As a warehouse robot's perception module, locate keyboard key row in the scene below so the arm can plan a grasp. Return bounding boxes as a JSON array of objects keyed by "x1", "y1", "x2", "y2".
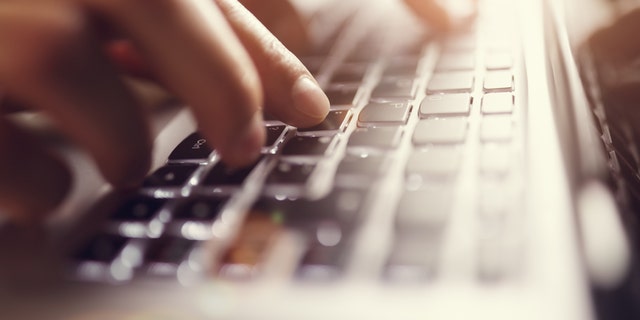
[
  {"x1": 74, "y1": 234, "x2": 202, "y2": 281},
  {"x1": 109, "y1": 195, "x2": 227, "y2": 225}
]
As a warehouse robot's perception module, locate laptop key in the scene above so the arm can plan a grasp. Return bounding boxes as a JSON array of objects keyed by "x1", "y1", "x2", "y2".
[
  {"x1": 267, "y1": 161, "x2": 316, "y2": 184},
  {"x1": 337, "y1": 154, "x2": 386, "y2": 177},
  {"x1": 385, "y1": 239, "x2": 439, "y2": 282},
  {"x1": 419, "y1": 93, "x2": 471, "y2": 117},
  {"x1": 358, "y1": 101, "x2": 411, "y2": 127},
  {"x1": 298, "y1": 240, "x2": 346, "y2": 281},
  {"x1": 172, "y1": 197, "x2": 227, "y2": 221},
  {"x1": 298, "y1": 110, "x2": 350, "y2": 133},
  {"x1": 484, "y1": 71, "x2": 514, "y2": 92},
  {"x1": 330, "y1": 63, "x2": 368, "y2": 83},
  {"x1": 480, "y1": 115, "x2": 513, "y2": 142},
  {"x1": 348, "y1": 127, "x2": 403, "y2": 149},
  {"x1": 480, "y1": 144, "x2": 512, "y2": 175},
  {"x1": 75, "y1": 234, "x2": 128, "y2": 262},
  {"x1": 143, "y1": 164, "x2": 199, "y2": 188},
  {"x1": 413, "y1": 118, "x2": 468, "y2": 145},
  {"x1": 406, "y1": 147, "x2": 461, "y2": 176},
  {"x1": 382, "y1": 59, "x2": 420, "y2": 77},
  {"x1": 168, "y1": 133, "x2": 212, "y2": 161},
  {"x1": 144, "y1": 237, "x2": 197, "y2": 264},
  {"x1": 202, "y1": 158, "x2": 262, "y2": 186},
  {"x1": 265, "y1": 125, "x2": 287, "y2": 148},
  {"x1": 485, "y1": 52, "x2": 513, "y2": 70},
  {"x1": 371, "y1": 77, "x2": 416, "y2": 99},
  {"x1": 426, "y1": 71, "x2": 475, "y2": 94},
  {"x1": 111, "y1": 197, "x2": 167, "y2": 222},
  {"x1": 435, "y1": 52, "x2": 475, "y2": 71},
  {"x1": 395, "y1": 187, "x2": 453, "y2": 232},
  {"x1": 281, "y1": 136, "x2": 335, "y2": 156},
  {"x1": 258, "y1": 189, "x2": 365, "y2": 230},
  {"x1": 325, "y1": 85, "x2": 359, "y2": 106},
  {"x1": 482, "y1": 93, "x2": 514, "y2": 114}
]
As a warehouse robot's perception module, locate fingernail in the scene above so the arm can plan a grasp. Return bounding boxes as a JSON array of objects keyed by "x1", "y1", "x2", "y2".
[
  {"x1": 230, "y1": 111, "x2": 264, "y2": 165},
  {"x1": 291, "y1": 76, "x2": 330, "y2": 120}
]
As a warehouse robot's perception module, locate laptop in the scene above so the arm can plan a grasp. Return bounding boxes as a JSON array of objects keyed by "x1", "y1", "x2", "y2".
[{"x1": 0, "y1": 0, "x2": 636, "y2": 318}]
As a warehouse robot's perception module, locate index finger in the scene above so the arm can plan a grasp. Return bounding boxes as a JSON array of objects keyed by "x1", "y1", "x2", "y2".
[{"x1": 84, "y1": 0, "x2": 266, "y2": 166}]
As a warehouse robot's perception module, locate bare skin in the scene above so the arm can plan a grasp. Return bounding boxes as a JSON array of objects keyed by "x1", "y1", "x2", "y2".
[{"x1": 0, "y1": 0, "x2": 453, "y2": 222}]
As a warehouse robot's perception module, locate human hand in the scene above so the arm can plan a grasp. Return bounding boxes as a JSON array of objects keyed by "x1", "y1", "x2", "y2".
[
  {"x1": 0, "y1": 0, "x2": 329, "y2": 223},
  {"x1": 585, "y1": 8, "x2": 640, "y2": 146},
  {"x1": 404, "y1": 0, "x2": 477, "y2": 33}
]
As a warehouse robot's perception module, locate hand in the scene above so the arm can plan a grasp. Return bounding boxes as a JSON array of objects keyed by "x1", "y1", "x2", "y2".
[
  {"x1": 404, "y1": 0, "x2": 477, "y2": 33},
  {"x1": 404, "y1": 0, "x2": 453, "y2": 32},
  {"x1": 586, "y1": 8, "x2": 640, "y2": 144},
  {"x1": 0, "y1": 0, "x2": 329, "y2": 223}
]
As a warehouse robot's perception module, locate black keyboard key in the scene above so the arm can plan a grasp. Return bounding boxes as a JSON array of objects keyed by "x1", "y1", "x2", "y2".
[
  {"x1": 281, "y1": 136, "x2": 335, "y2": 157},
  {"x1": 371, "y1": 77, "x2": 416, "y2": 99},
  {"x1": 144, "y1": 237, "x2": 197, "y2": 264},
  {"x1": 202, "y1": 158, "x2": 261, "y2": 186},
  {"x1": 335, "y1": 155, "x2": 387, "y2": 187},
  {"x1": 143, "y1": 164, "x2": 199, "y2": 188},
  {"x1": 75, "y1": 234, "x2": 128, "y2": 262},
  {"x1": 168, "y1": 133, "x2": 213, "y2": 161},
  {"x1": 337, "y1": 154, "x2": 386, "y2": 176},
  {"x1": 267, "y1": 161, "x2": 316, "y2": 184},
  {"x1": 263, "y1": 112, "x2": 278, "y2": 121},
  {"x1": 358, "y1": 102, "x2": 411, "y2": 127},
  {"x1": 173, "y1": 197, "x2": 227, "y2": 221},
  {"x1": 325, "y1": 85, "x2": 359, "y2": 106},
  {"x1": 298, "y1": 110, "x2": 350, "y2": 133},
  {"x1": 111, "y1": 197, "x2": 167, "y2": 222},
  {"x1": 258, "y1": 189, "x2": 365, "y2": 229},
  {"x1": 265, "y1": 125, "x2": 286, "y2": 148}
]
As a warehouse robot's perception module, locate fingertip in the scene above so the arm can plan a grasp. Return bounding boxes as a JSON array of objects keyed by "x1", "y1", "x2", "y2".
[
  {"x1": 220, "y1": 110, "x2": 265, "y2": 167},
  {"x1": 291, "y1": 76, "x2": 330, "y2": 126}
]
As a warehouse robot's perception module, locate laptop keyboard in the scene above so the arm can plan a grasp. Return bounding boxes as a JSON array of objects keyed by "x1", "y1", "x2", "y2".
[{"x1": 71, "y1": 0, "x2": 526, "y2": 286}]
